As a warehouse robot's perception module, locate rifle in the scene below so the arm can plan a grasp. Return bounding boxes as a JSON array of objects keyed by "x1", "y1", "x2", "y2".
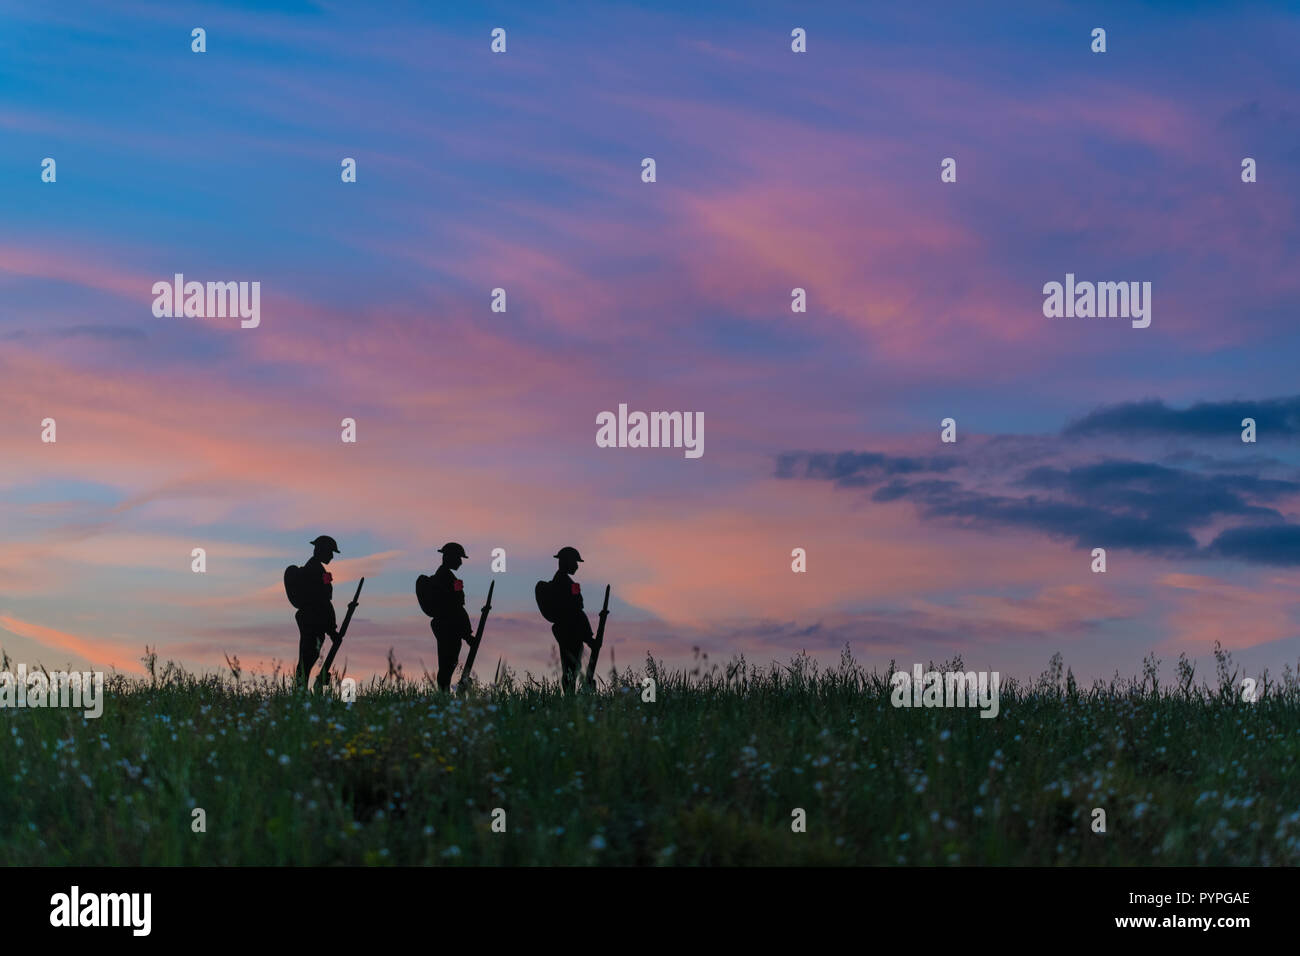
[
  {"x1": 458, "y1": 579, "x2": 494, "y2": 692},
  {"x1": 584, "y1": 584, "x2": 610, "y2": 690},
  {"x1": 314, "y1": 576, "x2": 364, "y2": 691}
]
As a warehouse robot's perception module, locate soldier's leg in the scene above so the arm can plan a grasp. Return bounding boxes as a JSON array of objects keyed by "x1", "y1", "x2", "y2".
[
  {"x1": 558, "y1": 637, "x2": 581, "y2": 695},
  {"x1": 551, "y1": 626, "x2": 567, "y2": 694},
  {"x1": 435, "y1": 630, "x2": 460, "y2": 692},
  {"x1": 296, "y1": 628, "x2": 319, "y2": 687},
  {"x1": 428, "y1": 621, "x2": 443, "y2": 690}
]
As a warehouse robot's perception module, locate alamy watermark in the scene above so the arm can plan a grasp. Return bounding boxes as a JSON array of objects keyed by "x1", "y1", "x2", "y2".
[
  {"x1": 890, "y1": 663, "x2": 1000, "y2": 718},
  {"x1": 49, "y1": 886, "x2": 151, "y2": 936},
  {"x1": 1042, "y1": 273, "x2": 1151, "y2": 328},
  {"x1": 0, "y1": 665, "x2": 103, "y2": 719},
  {"x1": 151, "y1": 274, "x2": 260, "y2": 328},
  {"x1": 596, "y1": 403, "x2": 704, "y2": 459}
]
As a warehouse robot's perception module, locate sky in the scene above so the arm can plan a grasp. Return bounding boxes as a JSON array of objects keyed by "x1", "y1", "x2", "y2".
[{"x1": 2, "y1": 0, "x2": 1299, "y2": 686}]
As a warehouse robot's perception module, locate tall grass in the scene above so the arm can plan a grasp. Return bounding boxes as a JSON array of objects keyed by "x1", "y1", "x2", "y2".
[{"x1": 1, "y1": 643, "x2": 1297, "y2": 865}]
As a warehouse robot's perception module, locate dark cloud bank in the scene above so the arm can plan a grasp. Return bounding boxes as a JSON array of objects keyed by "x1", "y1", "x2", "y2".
[{"x1": 777, "y1": 396, "x2": 1300, "y2": 566}]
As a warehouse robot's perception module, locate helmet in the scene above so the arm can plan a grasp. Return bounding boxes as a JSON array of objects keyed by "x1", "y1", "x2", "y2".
[
  {"x1": 438, "y1": 542, "x2": 468, "y2": 559},
  {"x1": 553, "y1": 546, "x2": 583, "y2": 563},
  {"x1": 310, "y1": 535, "x2": 341, "y2": 554}
]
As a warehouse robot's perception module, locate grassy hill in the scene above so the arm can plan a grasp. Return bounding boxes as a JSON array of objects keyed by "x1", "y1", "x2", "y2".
[{"x1": 2, "y1": 645, "x2": 1297, "y2": 865}]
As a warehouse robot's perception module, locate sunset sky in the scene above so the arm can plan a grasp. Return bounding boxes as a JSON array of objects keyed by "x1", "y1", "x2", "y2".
[{"x1": 2, "y1": 1, "x2": 1299, "y2": 685}]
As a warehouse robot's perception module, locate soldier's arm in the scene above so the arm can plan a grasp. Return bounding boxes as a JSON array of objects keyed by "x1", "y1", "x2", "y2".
[{"x1": 455, "y1": 582, "x2": 472, "y2": 639}]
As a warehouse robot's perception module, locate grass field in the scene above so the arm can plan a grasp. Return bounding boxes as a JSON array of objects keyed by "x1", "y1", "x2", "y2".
[{"x1": 2, "y1": 644, "x2": 1297, "y2": 865}]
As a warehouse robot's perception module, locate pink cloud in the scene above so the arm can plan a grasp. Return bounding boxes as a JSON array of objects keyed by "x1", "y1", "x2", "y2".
[
  {"x1": 1157, "y1": 573, "x2": 1300, "y2": 653},
  {"x1": 0, "y1": 614, "x2": 146, "y2": 674}
]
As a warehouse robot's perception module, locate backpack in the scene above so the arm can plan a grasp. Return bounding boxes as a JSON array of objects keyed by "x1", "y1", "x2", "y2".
[
  {"x1": 416, "y1": 574, "x2": 439, "y2": 618},
  {"x1": 284, "y1": 565, "x2": 307, "y2": 610},
  {"x1": 535, "y1": 580, "x2": 559, "y2": 623}
]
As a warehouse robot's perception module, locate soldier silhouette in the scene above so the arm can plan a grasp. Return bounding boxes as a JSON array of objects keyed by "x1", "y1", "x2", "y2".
[
  {"x1": 544, "y1": 547, "x2": 595, "y2": 695},
  {"x1": 285, "y1": 535, "x2": 340, "y2": 687},
  {"x1": 417, "y1": 543, "x2": 474, "y2": 691}
]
